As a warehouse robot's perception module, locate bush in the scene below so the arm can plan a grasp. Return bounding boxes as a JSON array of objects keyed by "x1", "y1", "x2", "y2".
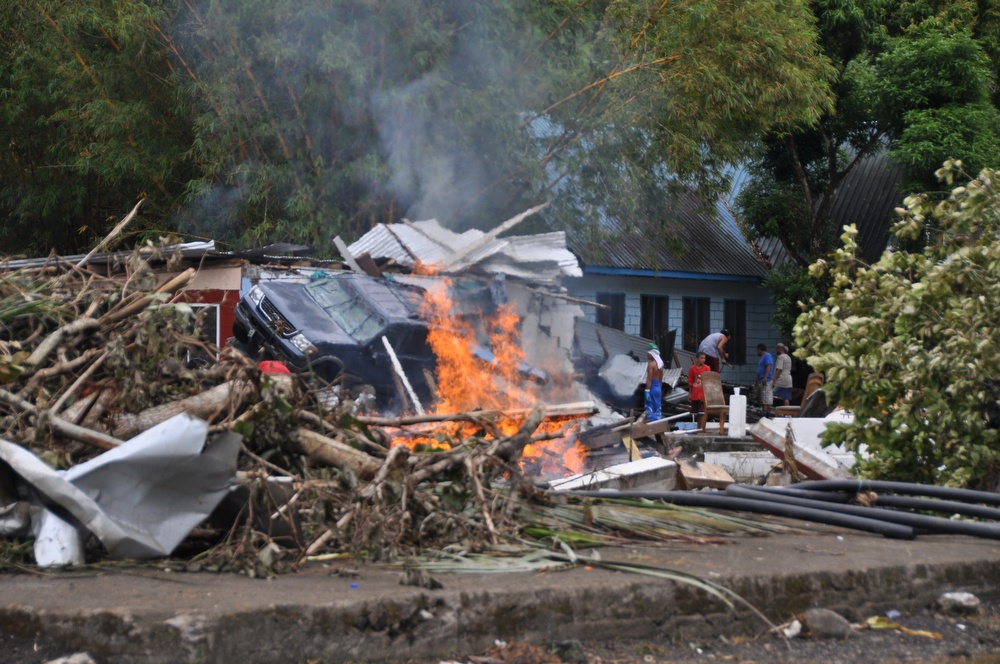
[{"x1": 795, "y1": 160, "x2": 1000, "y2": 489}]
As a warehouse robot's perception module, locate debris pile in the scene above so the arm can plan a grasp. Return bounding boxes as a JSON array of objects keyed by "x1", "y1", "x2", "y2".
[{"x1": 0, "y1": 246, "x2": 791, "y2": 574}]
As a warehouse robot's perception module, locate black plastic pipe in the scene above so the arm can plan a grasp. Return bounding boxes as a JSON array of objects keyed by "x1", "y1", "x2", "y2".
[
  {"x1": 556, "y1": 490, "x2": 914, "y2": 539},
  {"x1": 726, "y1": 484, "x2": 1000, "y2": 539},
  {"x1": 755, "y1": 486, "x2": 1000, "y2": 521},
  {"x1": 795, "y1": 480, "x2": 1000, "y2": 506}
]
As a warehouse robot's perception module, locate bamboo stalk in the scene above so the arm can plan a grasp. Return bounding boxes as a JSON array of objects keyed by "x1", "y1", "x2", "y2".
[
  {"x1": 0, "y1": 387, "x2": 124, "y2": 450},
  {"x1": 99, "y1": 267, "x2": 195, "y2": 324}
]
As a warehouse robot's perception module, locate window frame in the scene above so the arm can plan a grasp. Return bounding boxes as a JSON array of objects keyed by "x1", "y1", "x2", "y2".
[
  {"x1": 682, "y1": 297, "x2": 710, "y2": 352},
  {"x1": 596, "y1": 292, "x2": 626, "y2": 330},
  {"x1": 723, "y1": 299, "x2": 747, "y2": 365}
]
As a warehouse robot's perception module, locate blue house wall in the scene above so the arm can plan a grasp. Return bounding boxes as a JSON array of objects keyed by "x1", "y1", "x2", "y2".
[{"x1": 565, "y1": 272, "x2": 784, "y2": 386}]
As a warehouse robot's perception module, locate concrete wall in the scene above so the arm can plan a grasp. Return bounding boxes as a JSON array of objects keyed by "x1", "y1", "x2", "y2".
[{"x1": 565, "y1": 273, "x2": 783, "y2": 385}]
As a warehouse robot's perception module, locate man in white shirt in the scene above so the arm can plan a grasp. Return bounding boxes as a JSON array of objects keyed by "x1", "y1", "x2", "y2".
[{"x1": 773, "y1": 343, "x2": 794, "y2": 406}]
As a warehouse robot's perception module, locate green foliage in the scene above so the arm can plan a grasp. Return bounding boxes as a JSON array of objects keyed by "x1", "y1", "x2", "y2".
[
  {"x1": 737, "y1": 1, "x2": 1000, "y2": 268},
  {"x1": 763, "y1": 264, "x2": 820, "y2": 342},
  {"x1": 794, "y1": 160, "x2": 1000, "y2": 488},
  {"x1": 0, "y1": 0, "x2": 194, "y2": 254},
  {"x1": 2, "y1": 0, "x2": 836, "y2": 256}
]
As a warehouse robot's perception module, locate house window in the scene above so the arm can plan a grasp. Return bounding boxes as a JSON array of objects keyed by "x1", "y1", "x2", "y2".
[
  {"x1": 640, "y1": 295, "x2": 669, "y2": 348},
  {"x1": 724, "y1": 299, "x2": 746, "y2": 364},
  {"x1": 596, "y1": 292, "x2": 625, "y2": 330},
  {"x1": 682, "y1": 297, "x2": 710, "y2": 351}
]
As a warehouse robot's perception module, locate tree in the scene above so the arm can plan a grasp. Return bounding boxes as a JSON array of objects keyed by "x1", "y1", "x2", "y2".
[
  {"x1": 735, "y1": 1, "x2": 1000, "y2": 342},
  {"x1": 2, "y1": 0, "x2": 836, "y2": 255},
  {"x1": 0, "y1": 0, "x2": 194, "y2": 254},
  {"x1": 739, "y1": 2, "x2": 1000, "y2": 268},
  {"x1": 794, "y1": 160, "x2": 1000, "y2": 489}
]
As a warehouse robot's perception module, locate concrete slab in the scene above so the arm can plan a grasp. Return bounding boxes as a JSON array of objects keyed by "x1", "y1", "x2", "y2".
[
  {"x1": 2, "y1": 531, "x2": 999, "y2": 663},
  {"x1": 704, "y1": 450, "x2": 778, "y2": 483},
  {"x1": 751, "y1": 416, "x2": 857, "y2": 480},
  {"x1": 548, "y1": 456, "x2": 679, "y2": 492}
]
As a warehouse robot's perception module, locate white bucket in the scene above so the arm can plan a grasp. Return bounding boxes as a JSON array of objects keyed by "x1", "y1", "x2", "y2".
[{"x1": 729, "y1": 387, "x2": 747, "y2": 437}]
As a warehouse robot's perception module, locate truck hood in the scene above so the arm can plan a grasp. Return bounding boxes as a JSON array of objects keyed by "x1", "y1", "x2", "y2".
[{"x1": 256, "y1": 281, "x2": 355, "y2": 344}]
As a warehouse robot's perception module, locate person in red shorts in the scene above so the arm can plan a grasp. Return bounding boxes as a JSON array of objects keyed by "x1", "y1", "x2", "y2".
[{"x1": 688, "y1": 352, "x2": 711, "y2": 417}]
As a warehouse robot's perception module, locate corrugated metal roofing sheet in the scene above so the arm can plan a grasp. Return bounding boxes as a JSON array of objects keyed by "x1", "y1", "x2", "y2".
[
  {"x1": 574, "y1": 317, "x2": 651, "y2": 364},
  {"x1": 828, "y1": 152, "x2": 904, "y2": 264},
  {"x1": 577, "y1": 192, "x2": 768, "y2": 278},
  {"x1": 347, "y1": 220, "x2": 581, "y2": 282}
]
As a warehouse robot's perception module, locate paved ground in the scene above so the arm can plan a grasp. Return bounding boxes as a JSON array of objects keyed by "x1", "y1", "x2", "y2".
[{"x1": 2, "y1": 523, "x2": 1000, "y2": 663}]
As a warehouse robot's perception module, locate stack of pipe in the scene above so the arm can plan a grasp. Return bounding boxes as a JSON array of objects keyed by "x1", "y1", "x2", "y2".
[{"x1": 561, "y1": 480, "x2": 1000, "y2": 540}]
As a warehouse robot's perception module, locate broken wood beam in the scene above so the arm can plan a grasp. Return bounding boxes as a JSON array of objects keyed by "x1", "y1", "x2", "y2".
[
  {"x1": 354, "y1": 401, "x2": 596, "y2": 428},
  {"x1": 287, "y1": 428, "x2": 380, "y2": 480},
  {"x1": 110, "y1": 379, "x2": 252, "y2": 440}
]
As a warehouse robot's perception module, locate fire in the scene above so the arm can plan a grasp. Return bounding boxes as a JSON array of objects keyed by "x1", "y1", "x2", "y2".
[{"x1": 391, "y1": 268, "x2": 587, "y2": 477}]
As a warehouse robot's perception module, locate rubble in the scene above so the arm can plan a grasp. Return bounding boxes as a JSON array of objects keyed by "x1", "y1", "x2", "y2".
[{"x1": 0, "y1": 234, "x2": 797, "y2": 573}]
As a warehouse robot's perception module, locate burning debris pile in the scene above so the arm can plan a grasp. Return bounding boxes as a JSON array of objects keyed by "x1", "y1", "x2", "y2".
[{"x1": 0, "y1": 242, "x2": 783, "y2": 575}]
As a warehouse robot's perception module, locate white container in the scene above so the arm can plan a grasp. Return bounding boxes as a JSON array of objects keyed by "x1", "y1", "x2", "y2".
[{"x1": 729, "y1": 387, "x2": 747, "y2": 437}]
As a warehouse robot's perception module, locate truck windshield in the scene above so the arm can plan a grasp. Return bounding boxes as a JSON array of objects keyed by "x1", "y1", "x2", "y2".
[{"x1": 306, "y1": 278, "x2": 386, "y2": 343}]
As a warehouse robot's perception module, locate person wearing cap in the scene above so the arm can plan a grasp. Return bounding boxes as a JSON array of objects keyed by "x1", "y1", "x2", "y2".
[
  {"x1": 697, "y1": 329, "x2": 731, "y2": 374},
  {"x1": 773, "y1": 343, "x2": 793, "y2": 406},
  {"x1": 644, "y1": 343, "x2": 664, "y2": 421}
]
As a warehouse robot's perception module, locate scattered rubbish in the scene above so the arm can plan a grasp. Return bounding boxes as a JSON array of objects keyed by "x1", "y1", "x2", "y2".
[
  {"x1": 938, "y1": 591, "x2": 982, "y2": 614},
  {"x1": 800, "y1": 608, "x2": 853, "y2": 639},
  {"x1": 0, "y1": 414, "x2": 239, "y2": 566},
  {"x1": 886, "y1": 609, "x2": 902, "y2": 620},
  {"x1": 782, "y1": 619, "x2": 802, "y2": 638},
  {"x1": 865, "y1": 616, "x2": 943, "y2": 639}
]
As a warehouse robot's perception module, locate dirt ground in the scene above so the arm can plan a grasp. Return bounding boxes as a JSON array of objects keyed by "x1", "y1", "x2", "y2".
[
  {"x1": 2, "y1": 601, "x2": 999, "y2": 664},
  {"x1": 451, "y1": 599, "x2": 1000, "y2": 664},
  {"x1": 13, "y1": 605, "x2": 985, "y2": 663}
]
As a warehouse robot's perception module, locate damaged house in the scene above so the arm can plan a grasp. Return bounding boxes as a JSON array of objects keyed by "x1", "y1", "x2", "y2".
[
  {"x1": 564, "y1": 152, "x2": 906, "y2": 388},
  {"x1": 563, "y1": 192, "x2": 778, "y2": 386}
]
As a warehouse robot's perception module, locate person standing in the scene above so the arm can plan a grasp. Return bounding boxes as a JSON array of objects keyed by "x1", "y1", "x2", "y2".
[
  {"x1": 755, "y1": 343, "x2": 774, "y2": 415},
  {"x1": 644, "y1": 343, "x2": 664, "y2": 421},
  {"x1": 688, "y1": 352, "x2": 711, "y2": 417},
  {"x1": 697, "y1": 329, "x2": 730, "y2": 373},
  {"x1": 773, "y1": 343, "x2": 793, "y2": 407}
]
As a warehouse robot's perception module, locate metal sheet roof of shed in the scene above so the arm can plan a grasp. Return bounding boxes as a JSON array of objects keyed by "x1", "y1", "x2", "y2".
[{"x1": 347, "y1": 220, "x2": 581, "y2": 282}]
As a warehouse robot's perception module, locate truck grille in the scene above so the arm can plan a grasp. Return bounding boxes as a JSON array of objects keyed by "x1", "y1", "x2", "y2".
[{"x1": 259, "y1": 298, "x2": 294, "y2": 335}]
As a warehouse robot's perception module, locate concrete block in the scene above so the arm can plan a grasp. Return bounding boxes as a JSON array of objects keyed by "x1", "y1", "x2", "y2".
[{"x1": 549, "y1": 456, "x2": 678, "y2": 492}]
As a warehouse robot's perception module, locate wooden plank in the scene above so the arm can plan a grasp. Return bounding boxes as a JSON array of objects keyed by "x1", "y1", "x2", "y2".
[
  {"x1": 622, "y1": 435, "x2": 642, "y2": 462},
  {"x1": 676, "y1": 460, "x2": 735, "y2": 490},
  {"x1": 611, "y1": 417, "x2": 676, "y2": 437}
]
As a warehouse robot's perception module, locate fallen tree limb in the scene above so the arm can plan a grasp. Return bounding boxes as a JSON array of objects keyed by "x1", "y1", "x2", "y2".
[
  {"x1": 285, "y1": 428, "x2": 380, "y2": 480},
  {"x1": 100, "y1": 267, "x2": 195, "y2": 325},
  {"x1": 294, "y1": 408, "x2": 388, "y2": 456},
  {"x1": 24, "y1": 317, "x2": 101, "y2": 368},
  {"x1": 50, "y1": 350, "x2": 108, "y2": 415},
  {"x1": 110, "y1": 379, "x2": 250, "y2": 439},
  {"x1": 490, "y1": 404, "x2": 546, "y2": 463},
  {"x1": 354, "y1": 401, "x2": 597, "y2": 428}
]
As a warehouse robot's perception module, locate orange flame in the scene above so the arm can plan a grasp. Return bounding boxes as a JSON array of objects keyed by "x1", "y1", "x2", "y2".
[{"x1": 390, "y1": 267, "x2": 587, "y2": 477}]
